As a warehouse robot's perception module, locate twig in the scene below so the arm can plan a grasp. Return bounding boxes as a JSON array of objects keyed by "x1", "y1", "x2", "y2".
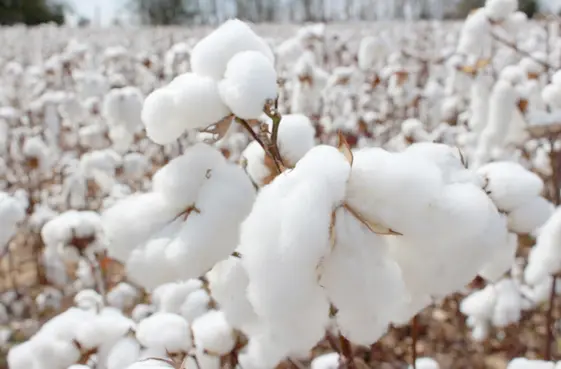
[
  {"x1": 339, "y1": 334, "x2": 356, "y2": 369},
  {"x1": 411, "y1": 315, "x2": 419, "y2": 369},
  {"x1": 491, "y1": 32, "x2": 553, "y2": 70},
  {"x1": 545, "y1": 276, "x2": 557, "y2": 360}
]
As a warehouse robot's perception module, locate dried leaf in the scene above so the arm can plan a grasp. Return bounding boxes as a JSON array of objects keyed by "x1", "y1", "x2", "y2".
[
  {"x1": 396, "y1": 70, "x2": 409, "y2": 85},
  {"x1": 337, "y1": 131, "x2": 354, "y2": 166},
  {"x1": 459, "y1": 65, "x2": 476, "y2": 75},
  {"x1": 199, "y1": 115, "x2": 234, "y2": 144},
  {"x1": 343, "y1": 203, "x2": 402, "y2": 236},
  {"x1": 475, "y1": 58, "x2": 491, "y2": 69},
  {"x1": 517, "y1": 98, "x2": 529, "y2": 113},
  {"x1": 528, "y1": 72, "x2": 540, "y2": 80}
]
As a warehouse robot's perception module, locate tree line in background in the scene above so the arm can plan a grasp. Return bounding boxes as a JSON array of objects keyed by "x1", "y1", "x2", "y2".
[
  {"x1": 0, "y1": 0, "x2": 541, "y2": 27},
  {"x1": 0, "y1": 0, "x2": 65, "y2": 25},
  {"x1": 128, "y1": 0, "x2": 540, "y2": 26}
]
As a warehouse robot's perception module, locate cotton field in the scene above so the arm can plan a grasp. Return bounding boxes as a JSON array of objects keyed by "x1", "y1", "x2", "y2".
[{"x1": 2, "y1": 1, "x2": 561, "y2": 369}]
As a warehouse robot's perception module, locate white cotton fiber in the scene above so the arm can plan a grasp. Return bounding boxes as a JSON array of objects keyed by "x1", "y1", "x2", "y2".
[
  {"x1": 190, "y1": 19, "x2": 274, "y2": 80},
  {"x1": 136, "y1": 312, "x2": 191, "y2": 353},
  {"x1": 191, "y1": 310, "x2": 236, "y2": 356},
  {"x1": 219, "y1": 51, "x2": 278, "y2": 119},
  {"x1": 478, "y1": 162, "x2": 544, "y2": 212}
]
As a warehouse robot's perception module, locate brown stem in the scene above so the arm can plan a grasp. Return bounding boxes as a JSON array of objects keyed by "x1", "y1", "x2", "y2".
[
  {"x1": 235, "y1": 117, "x2": 283, "y2": 174},
  {"x1": 339, "y1": 334, "x2": 356, "y2": 369},
  {"x1": 411, "y1": 315, "x2": 418, "y2": 369},
  {"x1": 545, "y1": 276, "x2": 557, "y2": 360}
]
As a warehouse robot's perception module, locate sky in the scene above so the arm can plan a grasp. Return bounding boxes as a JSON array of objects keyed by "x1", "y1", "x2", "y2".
[
  {"x1": 65, "y1": 0, "x2": 126, "y2": 26},
  {"x1": 65, "y1": 0, "x2": 561, "y2": 26}
]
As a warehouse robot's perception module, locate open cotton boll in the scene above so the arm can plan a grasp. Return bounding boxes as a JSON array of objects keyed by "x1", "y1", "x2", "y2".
[
  {"x1": 8, "y1": 342, "x2": 35, "y2": 369},
  {"x1": 125, "y1": 359, "x2": 175, "y2": 369},
  {"x1": 525, "y1": 208, "x2": 561, "y2": 285},
  {"x1": 163, "y1": 152, "x2": 256, "y2": 280},
  {"x1": 151, "y1": 142, "x2": 225, "y2": 212},
  {"x1": 461, "y1": 284, "x2": 497, "y2": 322},
  {"x1": 478, "y1": 162, "x2": 544, "y2": 212},
  {"x1": 136, "y1": 312, "x2": 191, "y2": 353},
  {"x1": 107, "y1": 336, "x2": 141, "y2": 369},
  {"x1": 101, "y1": 192, "x2": 178, "y2": 263},
  {"x1": 319, "y1": 207, "x2": 407, "y2": 346},
  {"x1": 32, "y1": 337, "x2": 81, "y2": 369},
  {"x1": 207, "y1": 256, "x2": 258, "y2": 332},
  {"x1": 263, "y1": 114, "x2": 315, "y2": 167},
  {"x1": 153, "y1": 279, "x2": 203, "y2": 313},
  {"x1": 132, "y1": 304, "x2": 155, "y2": 322},
  {"x1": 345, "y1": 148, "x2": 444, "y2": 236},
  {"x1": 507, "y1": 196, "x2": 553, "y2": 234},
  {"x1": 190, "y1": 19, "x2": 274, "y2": 80},
  {"x1": 168, "y1": 73, "x2": 231, "y2": 128},
  {"x1": 409, "y1": 358, "x2": 440, "y2": 369},
  {"x1": 180, "y1": 289, "x2": 211, "y2": 321},
  {"x1": 492, "y1": 278, "x2": 522, "y2": 327},
  {"x1": 0, "y1": 192, "x2": 26, "y2": 253},
  {"x1": 141, "y1": 88, "x2": 186, "y2": 145},
  {"x1": 311, "y1": 352, "x2": 340, "y2": 369},
  {"x1": 107, "y1": 282, "x2": 140, "y2": 310},
  {"x1": 485, "y1": 0, "x2": 518, "y2": 21},
  {"x1": 542, "y1": 84, "x2": 561, "y2": 110},
  {"x1": 507, "y1": 358, "x2": 555, "y2": 369},
  {"x1": 191, "y1": 310, "x2": 236, "y2": 356},
  {"x1": 479, "y1": 231, "x2": 516, "y2": 282},
  {"x1": 75, "y1": 311, "x2": 134, "y2": 350},
  {"x1": 241, "y1": 146, "x2": 351, "y2": 355},
  {"x1": 240, "y1": 141, "x2": 272, "y2": 186},
  {"x1": 219, "y1": 51, "x2": 277, "y2": 120}
]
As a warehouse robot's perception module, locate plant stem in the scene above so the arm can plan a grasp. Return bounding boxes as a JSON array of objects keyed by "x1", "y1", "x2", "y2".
[
  {"x1": 339, "y1": 334, "x2": 356, "y2": 369},
  {"x1": 412, "y1": 315, "x2": 418, "y2": 369}
]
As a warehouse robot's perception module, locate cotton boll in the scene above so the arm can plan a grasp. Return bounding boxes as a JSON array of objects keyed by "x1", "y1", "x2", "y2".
[
  {"x1": 168, "y1": 73, "x2": 231, "y2": 129},
  {"x1": 345, "y1": 148, "x2": 444, "y2": 235},
  {"x1": 7, "y1": 342, "x2": 34, "y2": 369},
  {"x1": 136, "y1": 312, "x2": 191, "y2": 353},
  {"x1": 107, "y1": 336, "x2": 141, "y2": 369},
  {"x1": 75, "y1": 311, "x2": 134, "y2": 350},
  {"x1": 151, "y1": 143, "x2": 224, "y2": 211},
  {"x1": 485, "y1": 0, "x2": 517, "y2": 21},
  {"x1": 132, "y1": 304, "x2": 155, "y2": 322},
  {"x1": 32, "y1": 337, "x2": 81, "y2": 369},
  {"x1": 180, "y1": 289, "x2": 211, "y2": 321},
  {"x1": 241, "y1": 146, "x2": 351, "y2": 355},
  {"x1": 262, "y1": 113, "x2": 316, "y2": 167},
  {"x1": 219, "y1": 51, "x2": 278, "y2": 119},
  {"x1": 154, "y1": 279, "x2": 203, "y2": 313},
  {"x1": 525, "y1": 208, "x2": 561, "y2": 285},
  {"x1": 491, "y1": 278, "x2": 522, "y2": 328},
  {"x1": 542, "y1": 84, "x2": 561, "y2": 110},
  {"x1": 207, "y1": 257, "x2": 258, "y2": 332},
  {"x1": 164, "y1": 155, "x2": 256, "y2": 280},
  {"x1": 125, "y1": 358, "x2": 175, "y2": 369},
  {"x1": 107, "y1": 282, "x2": 140, "y2": 310},
  {"x1": 141, "y1": 88, "x2": 186, "y2": 145},
  {"x1": 478, "y1": 162, "x2": 544, "y2": 212},
  {"x1": 479, "y1": 231, "x2": 517, "y2": 282},
  {"x1": 101, "y1": 192, "x2": 178, "y2": 262},
  {"x1": 319, "y1": 207, "x2": 407, "y2": 346},
  {"x1": 190, "y1": 19, "x2": 274, "y2": 80},
  {"x1": 191, "y1": 310, "x2": 236, "y2": 356},
  {"x1": 460, "y1": 285, "x2": 497, "y2": 321},
  {"x1": 507, "y1": 358, "x2": 555, "y2": 369},
  {"x1": 240, "y1": 141, "x2": 272, "y2": 186},
  {"x1": 508, "y1": 197, "x2": 553, "y2": 234},
  {"x1": 410, "y1": 358, "x2": 440, "y2": 369},
  {"x1": 311, "y1": 352, "x2": 340, "y2": 369}
]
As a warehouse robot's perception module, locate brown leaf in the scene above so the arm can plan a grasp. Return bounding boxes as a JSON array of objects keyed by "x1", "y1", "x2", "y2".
[
  {"x1": 337, "y1": 131, "x2": 354, "y2": 166},
  {"x1": 396, "y1": 70, "x2": 409, "y2": 85},
  {"x1": 475, "y1": 58, "x2": 491, "y2": 69},
  {"x1": 517, "y1": 98, "x2": 529, "y2": 114},
  {"x1": 459, "y1": 65, "x2": 477, "y2": 76},
  {"x1": 199, "y1": 115, "x2": 234, "y2": 144},
  {"x1": 528, "y1": 72, "x2": 540, "y2": 80}
]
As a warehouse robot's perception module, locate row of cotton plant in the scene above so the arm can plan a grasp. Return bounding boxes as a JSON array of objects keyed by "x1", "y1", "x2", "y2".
[{"x1": 3, "y1": 0, "x2": 561, "y2": 367}]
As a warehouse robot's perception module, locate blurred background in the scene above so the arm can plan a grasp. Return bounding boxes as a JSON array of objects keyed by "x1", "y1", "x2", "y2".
[{"x1": 1, "y1": 0, "x2": 560, "y2": 28}]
